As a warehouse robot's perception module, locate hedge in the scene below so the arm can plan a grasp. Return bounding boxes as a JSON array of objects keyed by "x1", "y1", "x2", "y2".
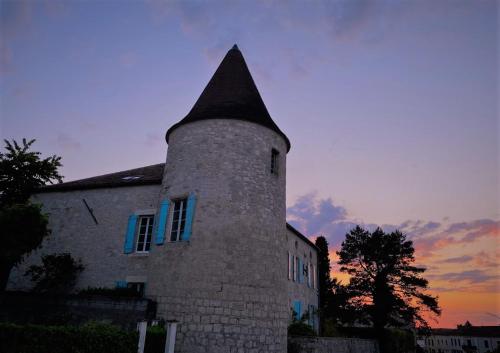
[{"x1": 0, "y1": 322, "x2": 138, "y2": 353}]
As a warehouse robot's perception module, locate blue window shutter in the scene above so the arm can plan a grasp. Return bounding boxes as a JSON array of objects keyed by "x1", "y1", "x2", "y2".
[
  {"x1": 293, "y1": 300, "x2": 302, "y2": 320},
  {"x1": 182, "y1": 193, "x2": 196, "y2": 241},
  {"x1": 124, "y1": 214, "x2": 138, "y2": 254},
  {"x1": 155, "y1": 200, "x2": 170, "y2": 245},
  {"x1": 116, "y1": 280, "x2": 127, "y2": 288}
]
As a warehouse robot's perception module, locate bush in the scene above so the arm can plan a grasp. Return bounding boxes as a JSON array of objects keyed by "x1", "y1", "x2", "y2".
[
  {"x1": 288, "y1": 321, "x2": 317, "y2": 337},
  {"x1": 24, "y1": 253, "x2": 84, "y2": 294},
  {"x1": 145, "y1": 325, "x2": 166, "y2": 353},
  {"x1": 77, "y1": 286, "x2": 142, "y2": 298},
  {"x1": 0, "y1": 322, "x2": 137, "y2": 353}
]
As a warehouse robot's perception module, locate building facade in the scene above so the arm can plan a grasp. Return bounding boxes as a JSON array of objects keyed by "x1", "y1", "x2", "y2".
[
  {"x1": 420, "y1": 326, "x2": 500, "y2": 353},
  {"x1": 7, "y1": 45, "x2": 319, "y2": 353}
]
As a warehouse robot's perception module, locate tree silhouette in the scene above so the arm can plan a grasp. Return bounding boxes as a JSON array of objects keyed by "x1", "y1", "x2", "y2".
[
  {"x1": 337, "y1": 226, "x2": 440, "y2": 350},
  {"x1": 0, "y1": 139, "x2": 63, "y2": 291}
]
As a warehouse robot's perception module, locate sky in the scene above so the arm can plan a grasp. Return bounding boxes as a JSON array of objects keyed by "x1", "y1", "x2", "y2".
[{"x1": 0, "y1": 0, "x2": 498, "y2": 328}]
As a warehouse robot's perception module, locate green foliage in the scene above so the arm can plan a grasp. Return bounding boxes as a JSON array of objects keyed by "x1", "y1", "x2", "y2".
[
  {"x1": 315, "y1": 236, "x2": 334, "y2": 333},
  {"x1": 337, "y1": 226, "x2": 440, "y2": 333},
  {"x1": 24, "y1": 253, "x2": 84, "y2": 294},
  {"x1": 0, "y1": 138, "x2": 62, "y2": 206},
  {"x1": 0, "y1": 203, "x2": 49, "y2": 266},
  {"x1": 288, "y1": 321, "x2": 317, "y2": 337},
  {"x1": 288, "y1": 309, "x2": 316, "y2": 337},
  {"x1": 0, "y1": 203, "x2": 51, "y2": 290},
  {"x1": 0, "y1": 322, "x2": 137, "y2": 353},
  {"x1": 77, "y1": 286, "x2": 142, "y2": 298},
  {"x1": 145, "y1": 325, "x2": 166, "y2": 353},
  {"x1": 0, "y1": 138, "x2": 63, "y2": 291}
]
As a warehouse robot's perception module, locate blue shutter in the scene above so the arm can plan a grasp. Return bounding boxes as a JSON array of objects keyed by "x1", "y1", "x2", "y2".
[
  {"x1": 293, "y1": 300, "x2": 302, "y2": 320},
  {"x1": 124, "y1": 214, "x2": 138, "y2": 254},
  {"x1": 182, "y1": 193, "x2": 196, "y2": 241},
  {"x1": 116, "y1": 280, "x2": 127, "y2": 288},
  {"x1": 155, "y1": 200, "x2": 170, "y2": 245}
]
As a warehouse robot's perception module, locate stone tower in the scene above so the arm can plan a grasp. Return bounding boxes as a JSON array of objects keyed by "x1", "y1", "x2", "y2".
[{"x1": 147, "y1": 45, "x2": 291, "y2": 353}]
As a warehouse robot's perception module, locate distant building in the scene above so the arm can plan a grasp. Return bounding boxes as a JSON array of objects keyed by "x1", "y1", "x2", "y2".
[
  {"x1": 7, "y1": 45, "x2": 319, "y2": 353},
  {"x1": 420, "y1": 325, "x2": 500, "y2": 353}
]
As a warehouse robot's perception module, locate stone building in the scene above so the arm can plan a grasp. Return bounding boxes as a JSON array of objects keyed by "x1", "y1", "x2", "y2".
[
  {"x1": 7, "y1": 45, "x2": 319, "y2": 353},
  {"x1": 420, "y1": 326, "x2": 500, "y2": 353}
]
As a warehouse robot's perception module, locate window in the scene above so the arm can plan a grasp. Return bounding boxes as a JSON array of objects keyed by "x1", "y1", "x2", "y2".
[
  {"x1": 136, "y1": 215, "x2": 154, "y2": 252},
  {"x1": 170, "y1": 198, "x2": 187, "y2": 241},
  {"x1": 307, "y1": 263, "x2": 312, "y2": 287},
  {"x1": 127, "y1": 282, "x2": 145, "y2": 297},
  {"x1": 293, "y1": 256, "x2": 297, "y2": 282},
  {"x1": 271, "y1": 148, "x2": 279, "y2": 175},
  {"x1": 485, "y1": 340, "x2": 489, "y2": 348}
]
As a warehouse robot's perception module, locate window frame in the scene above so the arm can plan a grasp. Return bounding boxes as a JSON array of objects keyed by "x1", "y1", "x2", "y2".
[
  {"x1": 169, "y1": 197, "x2": 188, "y2": 242},
  {"x1": 135, "y1": 214, "x2": 154, "y2": 253}
]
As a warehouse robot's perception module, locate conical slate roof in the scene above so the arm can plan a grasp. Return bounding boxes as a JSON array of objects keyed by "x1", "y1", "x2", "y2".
[{"x1": 166, "y1": 45, "x2": 290, "y2": 151}]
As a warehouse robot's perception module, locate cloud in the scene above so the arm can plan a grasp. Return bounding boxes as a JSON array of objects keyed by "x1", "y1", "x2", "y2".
[
  {"x1": 56, "y1": 132, "x2": 81, "y2": 151},
  {"x1": 286, "y1": 193, "x2": 499, "y2": 294},
  {"x1": 119, "y1": 51, "x2": 139, "y2": 69},
  {"x1": 428, "y1": 270, "x2": 499, "y2": 285},
  {"x1": 436, "y1": 255, "x2": 473, "y2": 264}
]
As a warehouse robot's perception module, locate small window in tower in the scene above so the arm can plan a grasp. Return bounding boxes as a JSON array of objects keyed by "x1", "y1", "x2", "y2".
[
  {"x1": 170, "y1": 198, "x2": 188, "y2": 242},
  {"x1": 271, "y1": 149, "x2": 279, "y2": 175}
]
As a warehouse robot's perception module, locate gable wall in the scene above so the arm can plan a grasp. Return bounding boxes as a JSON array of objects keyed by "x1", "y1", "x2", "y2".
[
  {"x1": 286, "y1": 228, "x2": 319, "y2": 329},
  {"x1": 7, "y1": 184, "x2": 161, "y2": 291}
]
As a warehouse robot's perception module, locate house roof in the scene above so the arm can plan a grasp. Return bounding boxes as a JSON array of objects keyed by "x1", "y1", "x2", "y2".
[
  {"x1": 39, "y1": 163, "x2": 165, "y2": 192},
  {"x1": 431, "y1": 326, "x2": 500, "y2": 338},
  {"x1": 165, "y1": 45, "x2": 291, "y2": 152}
]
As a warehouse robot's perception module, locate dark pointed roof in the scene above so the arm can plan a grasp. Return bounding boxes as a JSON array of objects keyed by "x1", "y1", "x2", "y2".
[{"x1": 166, "y1": 45, "x2": 290, "y2": 151}]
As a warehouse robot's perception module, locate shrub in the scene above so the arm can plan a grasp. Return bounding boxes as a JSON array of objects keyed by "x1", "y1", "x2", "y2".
[
  {"x1": 145, "y1": 325, "x2": 166, "y2": 353},
  {"x1": 0, "y1": 322, "x2": 137, "y2": 353},
  {"x1": 24, "y1": 253, "x2": 84, "y2": 294},
  {"x1": 77, "y1": 286, "x2": 142, "y2": 298},
  {"x1": 288, "y1": 321, "x2": 317, "y2": 337}
]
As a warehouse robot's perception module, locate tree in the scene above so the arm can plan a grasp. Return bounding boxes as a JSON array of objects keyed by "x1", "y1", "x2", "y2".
[
  {"x1": 0, "y1": 138, "x2": 62, "y2": 206},
  {"x1": 0, "y1": 139, "x2": 63, "y2": 291},
  {"x1": 25, "y1": 253, "x2": 84, "y2": 294},
  {"x1": 315, "y1": 236, "x2": 334, "y2": 334},
  {"x1": 337, "y1": 226, "x2": 440, "y2": 351}
]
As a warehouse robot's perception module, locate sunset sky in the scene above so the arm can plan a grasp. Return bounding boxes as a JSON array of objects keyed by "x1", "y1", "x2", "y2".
[{"x1": 1, "y1": 0, "x2": 498, "y2": 327}]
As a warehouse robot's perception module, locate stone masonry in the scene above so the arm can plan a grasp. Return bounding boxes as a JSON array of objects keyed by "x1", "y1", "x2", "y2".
[{"x1": 147, "y1": 119, "x2": 290, "y2": 353}]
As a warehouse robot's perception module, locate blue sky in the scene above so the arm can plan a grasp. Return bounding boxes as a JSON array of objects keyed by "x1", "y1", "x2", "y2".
[{"x1": 1, "y1": 0, "x2": 498, "y2": 326}]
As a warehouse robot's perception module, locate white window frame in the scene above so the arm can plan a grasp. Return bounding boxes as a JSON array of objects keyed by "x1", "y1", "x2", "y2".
[
  {"x1": 135, "y1": 214, "x2": 154, "y2": 253},
  {"x1": 287, "y1": 252, "x2": 291, "y2": 280},
  {"x1": 169, "y1": 197, "x2": 188, "y2": 242}
]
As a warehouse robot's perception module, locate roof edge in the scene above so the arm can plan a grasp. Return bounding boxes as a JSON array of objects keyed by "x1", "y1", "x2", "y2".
[
  {"x1": 166, "y1": 118, "x2": 291, "y2": 152},
  {"x1": 286, "y1": 223, "x2": 318, "y2": 251}
]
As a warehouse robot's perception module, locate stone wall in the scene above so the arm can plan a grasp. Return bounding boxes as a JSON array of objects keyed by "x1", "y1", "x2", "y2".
[
  {"x1": 288, "y1": 337, "x2": 379, "y2": 353},
  {"x1": 147, "y1": 119, "x2": 290, "y2": 353},
  {"x1": 286, "y1": 228, "x2": 319, "y2": 330},
  {"x1": 0, "y1": 292, "x2": 156, "y2": 331},
  {"x1": 7, "y1": 184, "x2": 161, "y2": 291}
]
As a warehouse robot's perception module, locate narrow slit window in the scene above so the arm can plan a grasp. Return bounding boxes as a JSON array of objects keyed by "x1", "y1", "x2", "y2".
[
  {"x1": 271, "y1": 149, "x2": 279, "y2": 175},
  {"x1": 170, "y1": 198, "x2": 188, "y2": 242},
  {"x1": 136, "y1": 215, "x2": 154, "y2": 252}
]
